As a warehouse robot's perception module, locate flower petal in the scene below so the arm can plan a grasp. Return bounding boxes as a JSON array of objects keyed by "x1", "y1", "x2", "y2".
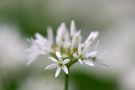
[
  {"x1": 82, "y1": 41, "x2": 92, "y2": 53},
  {"x1": 45, "y1": 63, "x2": 57, "y2": 69},
  {"x1": 71, "y1": 31, "x2": 82, "y2": 52},
  {"x1": 62, "y1": 65, "x2": 68, "y2": 74},
  {"x1": 84, "y1": 60, "x2": 95, "y2": 66},
  {"x1": 56, "y1": 36, "x2": 62, "y2": 47},
  {"x1": 83, "y1": 32, "x2": 99, "y2": 47},
  {"x1": 34, "y1": 36, "x2": 48, "y2": 47},
  {"x1": 56, "y1": 51, "x2": 62, "y2": 60},
  {"x1": 62, "y1": 59, "x2": 70, "y2": 64},
  {"x1": 73, "y1": 53, "x2": 78, "y2": 58},
  {"x1": 64, "y1": 30, "x2": 71, "y2": 48},
  {"x1": 85, "y1": 51, "x2": 98, "y2": 57},
  {"x1": 70, "y1": 20, "x2": 77, "y2": 37},
  {"x1": 55, "y1": 67, "x2": 61, "y2": 78},
  {"x1": 35, "y1": 33, "x2": 44, "y2": 40},
  {"x1": 78, "y1": 59, "x2": 83, "y2": 64},
  {"x1": 56, "y1": 22, "x2": 67, "y2": 46},
  {"x1": 78, "y1": 44, "x2": 82, "y2": 54},
  {"x1": 57, "y1": 23, "x2": 67, "y2": 36},
  {"x1": 26, "y1": 52, "x2": 39, "y2": 65},
  {"x1": 48, "y1": 57, "x2": 58, "y2": 62}
]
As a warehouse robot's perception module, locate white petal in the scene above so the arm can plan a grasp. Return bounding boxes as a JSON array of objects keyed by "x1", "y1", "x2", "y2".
[
  {"x1": 57, "y1": 22, "x2": 67, "y2": 38},
  {"x1": 78, "y1": 59, "x2": 83, "y2": 64},
  {"x1": 85, "y1": 51, "x2": 98, "y2": 57},
  {"x1": 47, "y1": 27, "x2": 54, "y2": 45},
  {"x1": 64, "y1": 30, "x2": 71, "y2": 48},
  {"x1": 70, "y1": 20, "x2": 77, "y2": 37},
  {"x1": 82, "y1": 41, "x2": 92, "y2": 53},
  {"x1": 83, "y1": 32, "x2": 93, "y2": 46},
  {"x1": 55, "y1": 67, "x2": 61, "y2": 78},
  {"x1": 56, "y1": 51, "x2": 62, "y2": 60},
  {"x1": 56, "y1": 36, "x2": 62, "y2": 46},
  {"x1": 45, "y1": 63, "x2": 57, "y2": 69},
  {"x1": 83, "y1": 32, "x2": 99, "y2": 47},
  {"x1": 78, "y1": 44, "x2": 82, "y2": 54},
  {"x1": 56, "y1": 22, "x2": 67, "y2": 46},
  {"x1": 84, "y1": 60, "x2": 95, "y2": 66},
  {"x1": 58, "y1": 22, "x2": 66, "y2": 33},
  {"x1": 35, "y1": 33, "x2": 44, "y2": 40},
  {"x1": 48, "y1": 57, "x2": 58, "y2": 62},
  {"x1": 35, "y1": 37, "x2": 48, "y2": 47},
  {"x1": 71, "y1": 31, "x2": 82, "y2": 52},
  {"x1": 26, "y1": 52, "x2": 39, "y2": 65},
  {"x1": 62, "y1": 65, "x2": 68, "y2": 74},
  {"x1": 62, "y1": 59, "x2": 70, "y2": 64},
  {"x1": 73, "y1": 53, "x2": 78, "y2": 58},
  {"x1": 92, "y1": 32, "x2": 99, "y2": 40}
]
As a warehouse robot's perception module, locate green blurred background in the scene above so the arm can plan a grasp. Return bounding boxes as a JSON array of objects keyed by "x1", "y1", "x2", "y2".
[{"x1": 0, "y1": 0, "x2": 135, "y2": 90}]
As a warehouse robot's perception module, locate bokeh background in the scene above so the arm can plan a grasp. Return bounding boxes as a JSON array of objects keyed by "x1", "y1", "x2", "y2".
[{"x1": 0, "y1": 0, "x2": 135, "y2": 90}]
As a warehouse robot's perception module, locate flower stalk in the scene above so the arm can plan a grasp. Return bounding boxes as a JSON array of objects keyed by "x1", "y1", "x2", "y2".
[{"x1": 65, "y1": 69, "x2": 69, "y2": 90}]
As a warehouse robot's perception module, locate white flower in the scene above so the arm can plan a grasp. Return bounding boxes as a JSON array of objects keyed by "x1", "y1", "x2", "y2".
[
  {"x1": 45, "y1": 51, "x2": 70, "y2": 78},
  {"x1": 87, "y1": 50, "x2": 108, "y2": 68},
  {"x1": 88, "y1": 40, "x2": 108, "y2": 68},
  {"x1": 26, "y1": 33, "x2": 52, "y2": 65},
  {"x1": 74, "y1": 40, "x2": 107, "y2": 67},
  {"x1": 73, "y1": 44, "x2": 96, "y2": 66},
  {"x1": 26, "y1": 20, "x2": 104, "y2": 78},
  {"x1": 73, "y1": 33, "x2": 99, "y2": 66}
]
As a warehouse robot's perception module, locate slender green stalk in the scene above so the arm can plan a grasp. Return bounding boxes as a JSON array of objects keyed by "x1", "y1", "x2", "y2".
[{"x1": 64, "y1": 69, "x2": 69, "y2": 90}]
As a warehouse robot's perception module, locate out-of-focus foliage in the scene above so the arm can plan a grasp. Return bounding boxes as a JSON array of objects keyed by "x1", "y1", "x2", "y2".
[{"x1": 71, "y1": 72, "x2": 117, "y2": 90}]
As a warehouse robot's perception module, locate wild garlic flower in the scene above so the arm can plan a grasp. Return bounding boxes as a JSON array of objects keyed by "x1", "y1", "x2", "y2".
[
  {"x1": 73, "y1": 36, "x2": 99, "y2": 66},
  {"x1": 73, "y1": 44, "x2": 98, "y2": 66},
  {"x1": 26, "y1": 33, "x2": 52, "y2": 65},
  {"x1": 26, "y1": 20, "x2": 104, "y2": 77},
  {"x1": 45, "y1": 51, "x2": 70, "y2": 78}
]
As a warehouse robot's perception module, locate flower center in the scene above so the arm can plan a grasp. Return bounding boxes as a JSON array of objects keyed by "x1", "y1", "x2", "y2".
[{"x1": 58, "y1": 61, "x2": 63, "y2": 67}]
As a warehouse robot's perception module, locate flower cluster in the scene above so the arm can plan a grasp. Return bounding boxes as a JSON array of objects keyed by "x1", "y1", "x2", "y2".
[{"x1": 26, "y1": 20, "x2": 103, "y2": 78}]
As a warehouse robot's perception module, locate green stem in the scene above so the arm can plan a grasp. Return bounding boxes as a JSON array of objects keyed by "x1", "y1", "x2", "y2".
[
  {"x1": 64, "y1": 69, "x2": 69, "y2": 90},
  {"x1": 67, "y1": 59, "x2": 77, "y2": 68}
]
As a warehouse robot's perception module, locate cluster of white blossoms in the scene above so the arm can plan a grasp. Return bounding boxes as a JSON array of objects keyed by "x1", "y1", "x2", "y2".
[{"x1": 26, "y1": 20, "x2": 104, "y2": 78}]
